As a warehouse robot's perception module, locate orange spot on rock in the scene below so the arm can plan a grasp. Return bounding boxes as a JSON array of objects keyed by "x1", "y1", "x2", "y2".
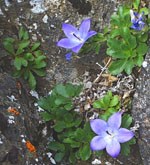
[
  {"x1": 7, "y1": 107, "x2": 20, "y2": 115},
  {"x1": 25, "y1": 141, "x2": 36, "y2": 153}
]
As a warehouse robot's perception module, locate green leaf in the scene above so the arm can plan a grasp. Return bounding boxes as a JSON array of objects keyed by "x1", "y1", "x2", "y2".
[
  {"x1": 21, "y1": 58, "x2": 28, "y2": 67},
  {"x1": 108, "y1": 59, "x2": 127, "y2": 75},
  {"x1": 79, "y1": 145, "x2": 91, "y2": 161},
  {"x1": 31, "y1": 42, "x2": 41, "y2": 51},
  {"x1": 134, "y1": 54, "x2": 144, "y2": 67},
  {"x1": 55, "y1": 84, "x2": 69, "y2": 98},
  {"x1": 74, "y1": 128, "x2": 85, "y2": 142},
  {"x1": 54, "y1": 152, "x2": 65, "y2": 162},
  {"x1": 64, "y1": 103, "x2": 73, "y2": 110},
  {"x1": 18, "y1": 40, "x2": 30, "y2": 50},
  {"x1": 107, "y1": 38, "x2": 121, "y2": 51},
  {"x1": 103, "y1": 95, "x2": 111, "y2": 106},
  {"x1": 121, "y1": 114, "x2": 133, "y2": 128},
  {"x1": 14, "y1": 57, "x2": 22, "y2": 70},
  {"x1": 136, "y1": 43, "x2": 148, "y2": 55},
  {"x1": 121, "y1": 138, "x2": 136, "y2": 156},
  {"x1": 34, "y1": 50, "x2": 43, "y2": 57},
  {"x1": 3, "y1": 37, "x2": 15, "y2": 43},
  {"x1": 110, "y1": 29, "x2": 121, "y2": 38},
  {"x1": 93, "y1": 100, "x2": 103, "y2": 109},
  {"x1": 48, "y1": 141, "x2": 65, "y2": 152},
  {"x1": 19, "y1": 27, "x2": 29, "y2": 40},
  {"x1": 53, "y1": 121, "x2": 66, "y2": 132},
  {"x1": 24, "y1": 53, "x2": 34, "y2": 61},
  {"x1": 124, "y1": 59, "x2": 134, "y2": 75},
  {"x1": 19, "y1": 27, "x2": 25, "y2": 40},
  {"x1": 23, "y1": 69, "x2": 29, "y2": 80},
  {"x1": 38, "y1": 96, "x2": 51, "y2": 111},
  {"x1": 137, "y1": 33, "x2": 148, "y2": 42},
  {"x1": 127, "y1": 35, "x2": 137, "y2": 49},
  {"x1": 110, "y1": 14, "x2": 120, "y2": 26},
  {"x1": 54, "y1": 97, "x2": 68, "y2": 106},
  {"x1": 3, "y1": 40, "x2": 15, "y2": 55},
  {"x1": 28, "y1": 71, "x2": 36, "y2": 89},
  {"x1": 32, "y1": 69, "x2": 46, "y2": 76},
  {"x1": 133, "y1": 0, "x2": 140, "y2": 10},
  {"x1": 140, "y1": 7, "x2": 149, "y2": 15},
  {"x1": 34, "y1": 56, "x2": 46, "y2": 69},
  {"x1": 63, "y1": 138, "x2": 80, "y2": 148},
  {"x1": 121, "y1": 27, "x2": 131, "y2": 40},
  {"x1": 23, "y1": 31, "x2": 29, "y2": 40},
  {"x1": 69, "y1": 152, "x2": 76, "y2": 163},
  {"x1": 16, "y1": 48, "x2": 24, "y2": 55},
  {"x1": 41, "y1": 112, "x2": 53, "y2": 121},
  {"x1": 110, "y1": 95, "x2": 119, "y2": 107}
]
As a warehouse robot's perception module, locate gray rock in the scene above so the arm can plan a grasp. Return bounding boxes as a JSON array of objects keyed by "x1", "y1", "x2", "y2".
[{"x1": 132, "y1": 53, "x2": 150, "y2": 165}]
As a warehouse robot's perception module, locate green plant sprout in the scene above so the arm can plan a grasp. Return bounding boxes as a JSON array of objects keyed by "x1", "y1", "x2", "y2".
[
  {"x1": 93, "y1": 91, "x2": 120, "y2": 120},
  {"x1": 3, "y1": 27, "x2": 47, "y2": 89}
]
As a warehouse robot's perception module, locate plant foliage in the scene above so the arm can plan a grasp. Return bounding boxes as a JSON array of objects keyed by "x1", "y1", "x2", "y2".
[
  {"x1": 38, "y1": 83, "x2": 94, "y2": 163},
  {"x1": 3, "y1": 27, "x2": 47, "y2": 89},
  {"x1": 93, "y1": 91, "x2": 120, "y2": 120}
]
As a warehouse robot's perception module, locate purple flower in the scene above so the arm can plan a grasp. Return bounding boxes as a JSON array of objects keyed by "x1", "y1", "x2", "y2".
[
  {"x1": 90, "y1": 112, "x2": 134, "y2": 158},
  {"x1": 130, "y1": 9, "x2": 145, "y2": 30},
  {"x1": 65, "y1": 52, "x2": 72, "y2": 61},
  {"x1": 57, "y1": 18, "x2": 97, "y2": 53}
]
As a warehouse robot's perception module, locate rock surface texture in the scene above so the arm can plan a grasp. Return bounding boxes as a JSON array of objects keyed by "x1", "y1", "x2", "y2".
[
  {"x1": 0, "y1": 0, "x2": 149, "y2": 164},
  {"x1": 132, "y1": 52, "x2": 150, "y2": 165}
]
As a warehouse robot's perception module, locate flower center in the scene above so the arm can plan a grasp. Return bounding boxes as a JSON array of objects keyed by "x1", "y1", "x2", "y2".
[
  {"x1": 73, "y1": 33, "x2": 83, "y2": 42},
  {"x1": 106, "y1": 130, "x2": 115, "y2": 138}
]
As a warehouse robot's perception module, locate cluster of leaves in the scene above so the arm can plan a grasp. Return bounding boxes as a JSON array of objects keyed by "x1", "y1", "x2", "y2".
[
  {"x1": 93, "y1": 91, "x2": 120, "y2": 120},
  {"x1": 80, "y1": 0, "x2": 149, "y2": 75},
  {"x1": 107, "y1": 5, "x2": 149, "y2": 75},
  {"x1": 3, "y1": 27, "x2": 47, "y2": 89},
  {"x1": 38, "y1": 83, "x2": 94, "y2": 164}
]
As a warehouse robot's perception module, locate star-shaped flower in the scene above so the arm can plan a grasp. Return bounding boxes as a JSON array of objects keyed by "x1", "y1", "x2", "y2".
[
  {"x1": 90, "y1": 112, "x2": 134, "y2": 158},
  {"x1": 130, "y1": 9, "x2": 145, "y2": 30},
  {"x1": 57, "y1": 18, "x2": 97, "y2": 53}
]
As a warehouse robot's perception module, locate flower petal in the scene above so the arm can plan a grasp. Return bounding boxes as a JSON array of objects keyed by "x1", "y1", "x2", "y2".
[
  {"x1": 85, "y1": 31, "x2": 97, "y2": 40},
  {"x1": 108, "y1": 112, "x2": 122, "y2": 130},
  {"x1": 90, "y1": 136, "x2": 107, "y2": 151},
  {"x1": 130, "y1": 10, "x2": 136, "y2": 22},
  {"x1": 71, "y1": 43, "x2": 84, "y2": 53},
  {"x1": 57, "y1": 38, "x2": 79, "y2": 49},
  {"x1": 90, "y1": 119, "x2": 108, "y2": 135},
  {"x1": 106, "y1": 139, "x2": 120, "y2": 158},
  {"x1": 117, "y1": 128, "x2": 134, "y2": 143},
  {"x1": 65, "y1": 52, "x2": 72, "y2": 61},
  {"x1": 79, "y1": 18, "x2": 91, "y2": 39},
  {"x1": 62, "y1": 23, "x2": 79, "y2": 39}
]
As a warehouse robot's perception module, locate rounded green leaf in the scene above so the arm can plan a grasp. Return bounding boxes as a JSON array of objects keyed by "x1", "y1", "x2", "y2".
[
  {"x1": 54, "y1": 152, "x2": 65, "y2": 162},
  {"x1": 28, "y1": 71, "x2": 36, "y2": 89},
  {"x1": 124, "y1": 60, "x2": 134, "y2": 75},
  {"x1": 79, "y1": 145, "x2": 91, "y2": 161},
  {"x1": 108, "y1": 59, "x2": 127, "y2": 75},
  {"x1": 18, "y1": 40, "x2": 30, "y2": 50},
  {"x1": 136, "y1": 43, "x2": 148, "y2": 55},
  {"x1": 31, "y1": 42, "x2": 41, "y2": 51},
  {"x1": 110, "y1": 95, "x2": 119, "y2": 107}
]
